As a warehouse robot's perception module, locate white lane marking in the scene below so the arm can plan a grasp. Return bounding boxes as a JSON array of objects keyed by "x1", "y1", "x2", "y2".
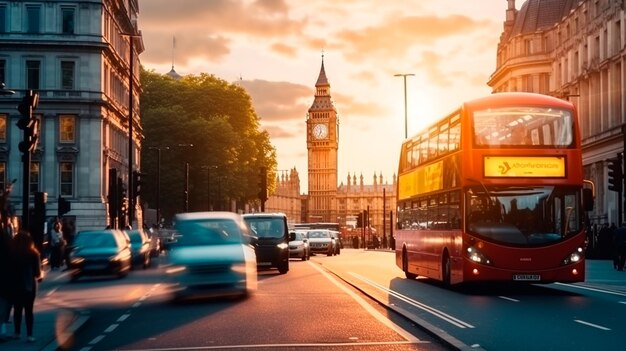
[
  {"x1": 78, "y1": 347, "x2": 92, "y2": 351},
  {"x1": 120, "y1": 341, "x2": 418, "y2": 350},
  {"x1": 132, "y1": 302, "x2": 141, "y2": 308},
  {"x1": 45, "y1": 287, "x2": 58, "y2": 297},
  {"x1": 573, "y1": 319, "x2": 611, "y2": 331},
  {"x1": 117, "y1": 314, "x2": 131, "y2": 322},
  {"x1": 619, "y1": 301, "x2": 626, "y2": 305},
  {"x1": 498, "y1": 296, "x2": 519, "y2": 302},
  {"x1": 350, "y1": 272, "x2": 475, "y2": 329},
  {"x1": 554, "y1": 282, "x2": 626, "y2": 297},
  {"x1": 309, "y1": 262, "x2": 425, "y2": 344},
  {"x1": 104, "y1": 324, "x2": 119, "y2": 333},
  {"x1": 88, "y1": 335, "x2": 105, "y2": 345}
]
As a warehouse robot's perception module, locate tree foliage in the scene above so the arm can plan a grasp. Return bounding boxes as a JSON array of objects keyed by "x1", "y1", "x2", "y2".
[{"x1": 139, "y1": 68, "x2": 276, "y2": 223}]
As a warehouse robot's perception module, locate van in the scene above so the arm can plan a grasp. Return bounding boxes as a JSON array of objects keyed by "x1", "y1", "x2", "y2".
[{"x1": 243, "y1": 213, "x2": 290, "y2": 274}]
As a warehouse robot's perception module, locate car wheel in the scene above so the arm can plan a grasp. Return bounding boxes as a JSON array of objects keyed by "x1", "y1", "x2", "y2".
[{"x1": 278, "y1": 263, "x2": 289, "y2": 274}]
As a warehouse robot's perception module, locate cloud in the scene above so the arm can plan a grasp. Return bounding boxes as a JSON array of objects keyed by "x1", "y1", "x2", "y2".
[
  {"x1": 270, "y1": 42, "x2": 298, "y2": 57},
  {"x1": 334, "y1": 14, "x2": 493, "y2": 62},
  {"x1": 239, "y1": 80, "x2": 311, "y2": 122},
  {"x1": 139, "y1": 0, "x2": 306, "y2": 66}
]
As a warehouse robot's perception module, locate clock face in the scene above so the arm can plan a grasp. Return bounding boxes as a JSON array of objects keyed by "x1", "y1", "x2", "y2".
[{"x1": 313, "y1": 123, "x2": 328, "y2": 139}]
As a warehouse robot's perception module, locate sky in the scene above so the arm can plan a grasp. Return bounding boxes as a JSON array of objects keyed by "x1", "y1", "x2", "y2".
[{"x1": 138, "y1": 0, "x2": 520, "y2": 193}]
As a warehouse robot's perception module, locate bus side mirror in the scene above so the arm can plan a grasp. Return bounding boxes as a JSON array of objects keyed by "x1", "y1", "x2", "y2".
[{"x1": 583, "y1": 188, "x2": 594, "y2": 212}]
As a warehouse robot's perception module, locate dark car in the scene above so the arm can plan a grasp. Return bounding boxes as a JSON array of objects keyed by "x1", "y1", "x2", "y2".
[
  {"x1": 68, "y1": 229, "x2": 132, "y2": 281},
  {"x1": 243, "y1": 213, "x2": 289, "y2": 274},
  {"x1": 126, "y1": 229, "x2": 152, "y2": 269}
]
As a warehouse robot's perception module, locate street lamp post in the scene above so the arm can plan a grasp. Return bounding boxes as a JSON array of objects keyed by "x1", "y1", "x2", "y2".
[
  {"x1": 201, "y1": 165, "x2": 218, "y2": 211},
  {"x1": 148, "y1": 146, "x2": 169, "y2": 226},
  {"x1": 394, "y1": 73, "x2": 414, "y2": 139}
]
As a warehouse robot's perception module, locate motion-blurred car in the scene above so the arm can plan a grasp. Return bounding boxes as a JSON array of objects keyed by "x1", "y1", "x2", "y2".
[
  {"x1": 243, "y1": 213, "x2": 290, "y2": 274},
  {"x1": 164, "y1": 212, "x2": 257, "y2": 300},
  {"x1": 288, "y1": 230, "x2": 310, "y2": 261},
  {"x1": 126, "y1": 228, "x2": 152, "y2": 269},
  {"x1": 68, "y1": 229, "x2": 132, "y2": 281},
  {"x1": 307, "y1": 229, "x2": 336, "y2": 256}
]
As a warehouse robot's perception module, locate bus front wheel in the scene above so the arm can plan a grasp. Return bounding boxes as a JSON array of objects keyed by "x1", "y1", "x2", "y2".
[
  {"x1": 403, "y1": 249, "x2": 417, "y2": 280},
  {"x1": 442, "y1": 252, "x2": 451, "y2": 286}
]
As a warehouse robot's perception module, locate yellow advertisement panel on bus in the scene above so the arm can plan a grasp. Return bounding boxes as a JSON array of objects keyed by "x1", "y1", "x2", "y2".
[
  {"x1": 398, "y1": 161, "x2": 443, "y2": 200},
  {"x1": 484, "y1": 156, "x2": 565, "y2": 177}
]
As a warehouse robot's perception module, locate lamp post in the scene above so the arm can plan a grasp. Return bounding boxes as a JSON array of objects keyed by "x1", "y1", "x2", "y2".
[
  {"x1": 394, "y1": 73, "x2": 414, "y2": 139},
  {"x1": 201, "y1": 165, "x2": 218, "y2": 211},
  {"x1": 148, "y1": 146, "x2": 169, "y2": 226}
]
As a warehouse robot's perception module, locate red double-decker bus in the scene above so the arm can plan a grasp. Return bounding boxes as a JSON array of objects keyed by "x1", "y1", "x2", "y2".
[{"x1": 395, "y1": 92, "x2": 594, "y2": 286}]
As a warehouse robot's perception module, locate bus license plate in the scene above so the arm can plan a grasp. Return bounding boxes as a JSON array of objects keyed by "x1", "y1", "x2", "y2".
[{"x1": 513, "y1": 274, "x2": 540, "y2": 281}]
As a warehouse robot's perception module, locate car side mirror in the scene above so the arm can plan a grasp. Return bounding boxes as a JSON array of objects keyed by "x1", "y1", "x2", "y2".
[{"x1": 289, "y1": 233, "x2": 296, "y2": 241}]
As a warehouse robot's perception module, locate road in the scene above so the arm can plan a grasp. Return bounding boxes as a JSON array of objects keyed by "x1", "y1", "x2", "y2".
[
  {"x1": 32, "y1": 250, "x2": 626, "y2": 351},
  {"x1": 39, "y1": 251, "x2": 445, "y2": 351}
]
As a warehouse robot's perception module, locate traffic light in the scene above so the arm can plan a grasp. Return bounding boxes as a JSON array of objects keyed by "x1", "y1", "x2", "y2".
[
  {"x1": 58, "y1": 195, "x2": 71, "y2": 217},
  {"x1": 608, "y1": 154, "x2": 623, "y2": 192},
  {"x1": 16, "y1": 90, "x2": 40, "y2": 153},
  {"x1": 131, "y1": 171, "x2": 145, "y2": 199},
  {"x1": 356, "y1": 213, "x2": 363, "y2": 228},
  {"x1": 107, "y1": 168, "x2": 118, "y2": 218},
  {"x1": 258, "y1": 167, "x2": 268, "y2": 202}
]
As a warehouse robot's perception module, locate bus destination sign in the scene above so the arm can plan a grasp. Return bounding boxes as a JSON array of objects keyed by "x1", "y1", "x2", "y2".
[{"x1": 484, "y1": 156, "x2": 565, "y2": 178}]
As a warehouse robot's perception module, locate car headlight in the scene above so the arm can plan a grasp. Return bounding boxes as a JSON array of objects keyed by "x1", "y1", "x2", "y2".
[
  {"x1": 231, "y1": 263, "x2": 247, "y2": 274},
  {"x1": 70, "y1": 257, "x2": 84, "y2": 265},
  {"x1": 165, "y1": 265, "x2": 186, "y2": 275},
  {"x1": 276, "y1": 242, "x2": 289, "y2": 250},
  {"x1": 466, "y1": 246, "x2": 492, "y2": 265},
  {"x1": 562, "y1": 247, "x2": 584, "y2": 265}
]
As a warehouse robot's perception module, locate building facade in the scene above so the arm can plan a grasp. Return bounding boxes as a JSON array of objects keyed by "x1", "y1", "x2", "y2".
[
  {"x1": 0, "y1": 0, "x2": 143, "y2": 230},
  {"x1": 336, "y1": 172, "x2": 397, "y2": 239},
  {"x1": 265, "y1": 168, "x2": 302, "y2": 225},
  {"x1": 489, "y1": 0, "x2": 626, "y2": 226}
]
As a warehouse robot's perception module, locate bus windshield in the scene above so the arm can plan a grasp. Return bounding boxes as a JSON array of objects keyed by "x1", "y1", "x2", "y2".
[
  {"x1": 466, "y1": 185, "x2": 581, "y2": 246},
  {"x1": 473, "y1": 106, "x2": 574, "y2": 147}
]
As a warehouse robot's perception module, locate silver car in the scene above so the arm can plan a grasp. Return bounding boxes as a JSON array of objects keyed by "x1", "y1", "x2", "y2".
[
  {"x1": 307, "y1": 229, "x2": 336, "y2": 256},
  {"x1": 164, "y1": 212, "x2": 257, "y2": 300},
  {"x1": 288, "y1": 230, "x2": 310, "y2": 261}
]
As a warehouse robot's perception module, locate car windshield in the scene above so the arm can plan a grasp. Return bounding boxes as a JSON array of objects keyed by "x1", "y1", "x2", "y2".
[
  {"x1": 173, "y1": 218, "x2": 244, "y2": 246},
  {"x1": 466, "y1": 185, "x2": 582, "y2": 246},
  {"x1": 244, "y1": 217, "x2": 285, "y2": 239},
  {"x1": 74, "y1": 232, "x2": 116, "y2": 248},
  {"x1": 308, "y1": 231, "x2": 329, "y2": 238}
]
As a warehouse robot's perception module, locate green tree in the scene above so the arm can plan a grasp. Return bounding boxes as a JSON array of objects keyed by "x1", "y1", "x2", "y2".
[{"x1": 140, "y1": 68, "x2": 276, "y2": 223}]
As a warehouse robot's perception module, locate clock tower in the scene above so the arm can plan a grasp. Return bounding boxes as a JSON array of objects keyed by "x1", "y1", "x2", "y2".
[{"x1": 306, "y1": 57, "x2": 338, "y2": 223}]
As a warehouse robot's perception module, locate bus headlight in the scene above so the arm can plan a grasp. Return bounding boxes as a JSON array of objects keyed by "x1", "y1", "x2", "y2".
[
  {"x1": 466, "y1": 246, "x2": 492, "y2": 265},
  {"x1": 562, "y1": 247, "x2": 584, "y2": 265}
]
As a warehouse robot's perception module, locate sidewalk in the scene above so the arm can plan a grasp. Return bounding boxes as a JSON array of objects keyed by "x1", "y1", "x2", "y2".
[{"x1": 0, "y1": 268, "x2": 90, "y2": 351}]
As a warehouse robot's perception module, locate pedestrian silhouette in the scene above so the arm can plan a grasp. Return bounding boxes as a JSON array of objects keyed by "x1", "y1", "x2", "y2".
[{"x1": 10, "y1": 230, "x2": 42, "y2": 342}]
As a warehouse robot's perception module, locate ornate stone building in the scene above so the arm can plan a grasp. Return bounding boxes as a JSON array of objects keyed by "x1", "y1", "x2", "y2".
[
  {"x1": 489, "y1": 0, "x2": 626, "y2": 225},
  {"x1": 0, "y1": 0, "x2": 143, "y2": 230},
  {"x1": 336, "y1": 172, "x2": 397, "y2": 236},
  {"x1": 265, "y1": 168, "x2": 302, "y2": 225}
]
